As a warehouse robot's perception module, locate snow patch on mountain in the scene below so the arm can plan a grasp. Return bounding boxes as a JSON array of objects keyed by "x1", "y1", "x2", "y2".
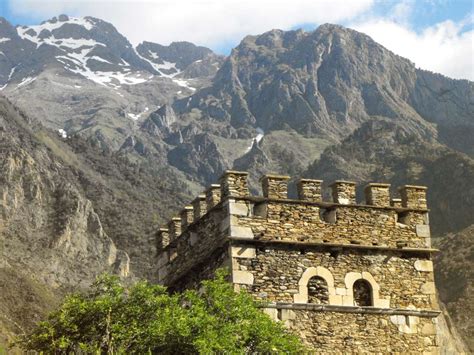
[
  {"x1": 18, "y1": 23, "x2": 104, "y2": 50},
  {"x1": 173, "y1": 78, "x2": 196, "y2": 91},
  {"x1": 135, "y1": 49, "x2": 179, "y2": 78},
  {"x1": 245, "y1": 127, "x2": 265, "y2": 152},
  {"x1": 17, "y1": 17, "x2": 94, "y2": 41},
  {"x1": 88, "y1": 56, "x2": 114, "y2": 64},
  {"x1": 58, "y1": 129, "x2": 68, "y2": 138},
  {"x1": 127, "y1": 107, "x2": 149, "y2": 121},
  {"x1": 148, "y1": 51, "x2": 159, "y2": 60},
  {"x1": 17, "y1": 76, "x2": 36, "y2": 88},
  {"x1": 56, "y1": 48, "x2": 147, "y2": 87}
]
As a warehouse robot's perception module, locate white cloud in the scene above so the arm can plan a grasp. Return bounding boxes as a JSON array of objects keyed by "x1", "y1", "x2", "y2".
[
  {"x1": 390, "y1": 0, "x2": 413, "y2": 24},
  {"x1": 352, "y1": 17, "x2": 474, "y2": 80},
  {"x1": 9, "y1": 0, "x2": 374, "y2": 47}
]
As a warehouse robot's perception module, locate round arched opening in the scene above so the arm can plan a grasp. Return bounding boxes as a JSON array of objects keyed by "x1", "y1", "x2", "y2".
[
  {"x1": 353, "y1": 279, "x2": 373, "y2": 306},
  {"x1": 307, "y1": 276, "x2": 329, "y2": 304}
]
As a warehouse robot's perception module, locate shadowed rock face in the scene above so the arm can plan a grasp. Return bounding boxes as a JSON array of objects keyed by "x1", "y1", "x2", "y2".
[
  {"x1": 435, "y1": 225, "x2": 474, "y2": 352},
  {"x1": 0, "y1": 97, "x2": 129, "y2": 290},
  {"x1": 0, "y1": 96, "x2": 130, "y2": 344},
  {"x1": 0, "y1": 95, "x2": 193, "y2": 344}
]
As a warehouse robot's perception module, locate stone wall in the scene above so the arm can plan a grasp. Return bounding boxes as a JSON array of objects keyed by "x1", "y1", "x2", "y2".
[
  {"x1": 265, "y1": 305, "x2": 438, "y2": 353},
  {"x1": 230, "y1": 244, "x2": 436, "y2": 310},
  {"x1": 233, "y1": 199, "x2": 431, "y2": 249},
  {"x1": 155, "y1": 170, "x2": 439, "y2": 353},
  {"x1": 157, "y1": 200, "x2": 229, "y2": 286}
]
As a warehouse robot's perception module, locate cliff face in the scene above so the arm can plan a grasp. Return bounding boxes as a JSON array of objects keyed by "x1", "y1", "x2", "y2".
[
  {"x1": 0, "y1": 96, "x2": 130, "y2": 342},
  {"x1": 434, "y1": 225, "x2": 474, "y2": 351}
]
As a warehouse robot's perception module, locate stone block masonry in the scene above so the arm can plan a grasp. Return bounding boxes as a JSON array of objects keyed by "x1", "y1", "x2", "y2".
[{"x1": 155, "y1": 171, "x2": 440, "y2": 353}]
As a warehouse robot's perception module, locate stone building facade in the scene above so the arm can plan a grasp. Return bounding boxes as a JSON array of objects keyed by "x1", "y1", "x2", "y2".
[{"x1": 156, "y1": 171, "x2": 440, "y2": 353}]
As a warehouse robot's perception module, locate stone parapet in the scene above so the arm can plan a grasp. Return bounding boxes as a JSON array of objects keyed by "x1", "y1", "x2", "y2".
[
  {"x1": 156, "y1": 228, "x2": 169, "y2": 250},
  {"x1": 261, "y1": 174, "x2": 290, "y2": 199},
  {"x1": 206, "y1": 184, "x2": 221, "y2": 209},
  {"x1": 167, "y1": 217, "x2": 182, "y2": 241},
  {"x1": 219, "y1": 170, "x2": 250, "y2": 198},
  {"x1": 391, "y1": 198, "x2": 403, "y2": 208},
  {"x1": 365, "y1": 183, "x2": 391, "y2": 207},
  {"x1": 297, "y1": 178, "x2": 323, "y2": 202},
  {"x1": 157, "y1": 172, "x2": 431, "y2": 265},
  {"x1": 192, "y1": 194, "x2": 207, "y2": 221},
  {"x1": 399, "y1": 185, "x2": 428, "y2": 209},
  {"x1": 180, "y1": 206, "x2": 194, "y2": 229},
  {"x1": 330, "y1": 180, "x2": 356, "y2": 205}
]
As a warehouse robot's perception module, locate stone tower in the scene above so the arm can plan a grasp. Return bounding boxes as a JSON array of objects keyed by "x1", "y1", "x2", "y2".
[{"x1": 156, "y1": 171, "x2": 440, "y2": 353}]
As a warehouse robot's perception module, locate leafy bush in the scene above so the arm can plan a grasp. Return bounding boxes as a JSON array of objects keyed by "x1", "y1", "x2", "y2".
[{"x1": 17, "y1": 270, "x2": 303, "y2": 354}]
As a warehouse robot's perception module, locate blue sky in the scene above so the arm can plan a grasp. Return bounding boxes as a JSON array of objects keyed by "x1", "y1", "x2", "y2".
[{"x1": 0, "y1": 0, "x2": 472, "y2": 79}]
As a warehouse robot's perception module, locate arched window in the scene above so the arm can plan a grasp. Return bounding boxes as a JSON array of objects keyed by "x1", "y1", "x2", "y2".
[
  {"x1": 307, "y1": 276, "x2": 329, "y2": 304},
  {"x1": 353, "y1": 279, "x2": 373, "y2": 306}
]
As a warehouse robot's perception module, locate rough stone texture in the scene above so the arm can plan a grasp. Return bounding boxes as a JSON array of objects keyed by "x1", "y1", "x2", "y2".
[
  {"x1": 206, "y1": 184, "x2": 221, "y2": 209},
  {"x1": 297, "y1": 179, "x2": 323, "y2": 202},
  {"x1": 330, "y1": 181, "x2": 356, "y2": 205},
  {"x1": 365, "y1": 183, "x2": 391, "y2": 207},
  {"x1": 391, "y1": 198, "x2": 403, "y2": 208},
  {"x1": 219, "y1": 171, "x2": 250, "y2": 198},
  {"x1": 261, "y1": 174, "x2": 290, "y2": 199},
  {"x1": 180, "y1": 206, "x2": 194, "y2": 228},
  {"x1": 157, "y1": 171, "x2": 440, "y2": 353},
  {"x1": 399, "y1": 185, "x2": 428, "y2": 209},
  {"x1": 307, "y1": 277, "x2": 329, "y2": 304},
  {"x1": 156, "y1": 228, "x2": 170, "y2": 250},
  {"x1": 167, "y1": 217, "x2": 182, "y2": 241},
  {"x1": 192, "y1": 195, "x2": 207, "y2": 221},
  {"x1": 233, "y1": 247, "x2": 435, "y2": 310},
  {"x1": 285, "y1": 308, "x2": 438, "y2": 353},
  {"x1": 236, "y1": 200, "x2": 430, "y2": 249}
]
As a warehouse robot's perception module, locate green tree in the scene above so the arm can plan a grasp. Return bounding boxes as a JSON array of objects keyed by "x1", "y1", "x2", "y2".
[{"x1": 17, "y1": 270, "x2": 304, "y2": 354}]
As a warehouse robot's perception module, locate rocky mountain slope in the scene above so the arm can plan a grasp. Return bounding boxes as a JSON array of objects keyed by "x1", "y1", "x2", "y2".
[
  {"x1": 0, "y1": 15, "x2": 224, "y2": 152},
  {"x1": 0, "y1": 15, "x2": 473, "y2": 350},
  {"x1": 0, "y1": 95, "x2": 192, "y2": 345},
  {"x1": 435, "y1": 225, "x2": 474, "y2": 351},
  {"x1": 0, "y1": 95, "x2": 126, "y2": 342}
]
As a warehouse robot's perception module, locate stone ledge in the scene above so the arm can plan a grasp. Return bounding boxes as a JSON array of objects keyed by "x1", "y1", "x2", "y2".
[
  {"x1": 299, "y1": 178, "x2": 323, "y2": 183},
  {"x1": 365, "y1": 182, "x2": 391, "y2": 187},
  {"x1": 399, "y1": 185, "x2": 428, "y2": 190},
  {"x1": 259, "y1": 174, "x2": 291, "y2": 181},
  {"x1": 261, "y1": 303, "x2": 441, "y2": 318},
  {"x1": 222, "y1": 170, "x2": 249, "y2": 176},
  {"x1": 229, "y1": 237, "x2": 439, "y2": 254},
  {"x1": 329, "y1": 180, "x2": 357, "y2": 185}
]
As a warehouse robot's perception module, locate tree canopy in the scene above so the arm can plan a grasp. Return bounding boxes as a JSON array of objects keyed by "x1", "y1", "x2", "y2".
[{"x1": 17, "y1": 270, "x2": 304, "y2": 354}]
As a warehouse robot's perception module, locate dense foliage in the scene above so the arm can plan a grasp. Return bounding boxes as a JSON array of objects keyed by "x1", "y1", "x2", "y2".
[{"x1": 17, "y1": 270, "x2": 303, "y2": 354}]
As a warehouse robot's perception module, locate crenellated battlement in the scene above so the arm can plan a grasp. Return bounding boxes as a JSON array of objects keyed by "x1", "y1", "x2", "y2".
[
  {"x1": 155, "y1": 170, "x2": 439, "y2": 353},
  {"x1": 157, "y1": 170, "x2": 432, "y2": 283},
  {"x1": 158, "y1": 171, "x2": 429, "y2": 246}
]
